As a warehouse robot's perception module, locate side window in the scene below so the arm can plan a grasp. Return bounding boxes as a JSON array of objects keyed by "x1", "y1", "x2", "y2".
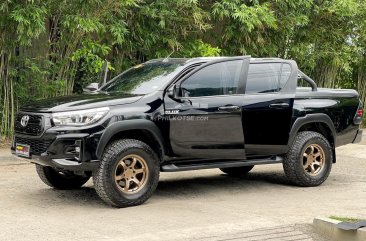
[
  {"x1": 180, "y1": 60, "x2": 242, "y2": 97},
  {"x1": 246, "y1": 63, "x2": 292, "y2": 94},
  {"x1": 279, "y1": 63, "x2": 291, "y2": 90}
]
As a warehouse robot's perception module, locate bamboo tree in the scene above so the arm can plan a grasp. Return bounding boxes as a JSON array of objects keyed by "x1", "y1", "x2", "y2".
[{"x1": 1, "y1": 0, "x2": 366, "y2": 138}]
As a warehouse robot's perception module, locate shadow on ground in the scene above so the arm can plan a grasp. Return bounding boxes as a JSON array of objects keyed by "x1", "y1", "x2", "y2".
[
  {"x1": 24, "y1": 169, "x2": 293, "y2": 208},
  {"x1": 156, "y1": 170, "x2": 292, "y2": 196}
]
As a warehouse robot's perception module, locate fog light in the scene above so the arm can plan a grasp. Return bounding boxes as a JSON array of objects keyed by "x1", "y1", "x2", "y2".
[{"x1": 74, "y1": 140, "x2": 82, "y2": 161}]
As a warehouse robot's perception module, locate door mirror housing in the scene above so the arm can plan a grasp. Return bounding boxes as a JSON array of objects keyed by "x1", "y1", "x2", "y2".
[
  {"x1": 84, "y1": 83, "x2": 99, "y2": 92},
  {"x1": 167, "y1": 84, "x2": 180, "y2": 99}
]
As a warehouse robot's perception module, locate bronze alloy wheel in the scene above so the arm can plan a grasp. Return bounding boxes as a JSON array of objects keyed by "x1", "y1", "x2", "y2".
[
  {"x1": 302, "y1": 143, "x2": 325, "y2": 176},
  {"x1": 115, "y1": 154, "x2": 149, "y2": 194}
]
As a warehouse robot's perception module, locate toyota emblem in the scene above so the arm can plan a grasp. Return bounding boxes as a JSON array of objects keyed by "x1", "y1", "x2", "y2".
[{"x1": 20, "y1": 115, "x2": 30, "y2": 127}]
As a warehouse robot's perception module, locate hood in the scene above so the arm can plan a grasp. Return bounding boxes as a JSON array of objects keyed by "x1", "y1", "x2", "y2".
[{"x1": 21, "y1": 92, "x2": 144, "y2": 112}]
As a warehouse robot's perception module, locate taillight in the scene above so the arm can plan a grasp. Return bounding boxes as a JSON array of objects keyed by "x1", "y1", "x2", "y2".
[
  {"x1": 357, "y1": 108, "x2": 363, "y2": 117},
  {"x1": 354, "y1": 105, "x2": 363, "y2": 125}
]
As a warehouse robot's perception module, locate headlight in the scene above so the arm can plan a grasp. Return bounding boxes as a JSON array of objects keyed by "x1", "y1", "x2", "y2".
[{"x1": 52, "y1": 107, "x2": 110, "y2": 126}]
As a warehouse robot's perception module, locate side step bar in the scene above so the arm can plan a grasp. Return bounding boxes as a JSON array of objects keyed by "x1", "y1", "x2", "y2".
[{"x1": 161, "y1": 156, "x2": 283, "y2": 172}]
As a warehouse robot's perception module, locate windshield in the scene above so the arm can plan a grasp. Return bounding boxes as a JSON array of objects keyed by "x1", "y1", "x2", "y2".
[{"x1": 100, "y1": 61, "x2": 184, "y2": 94}]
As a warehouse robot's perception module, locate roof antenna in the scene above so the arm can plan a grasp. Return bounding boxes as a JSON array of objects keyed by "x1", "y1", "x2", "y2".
[{"x1": 163, "y1": 49, "x2": 175, "y2": 62}]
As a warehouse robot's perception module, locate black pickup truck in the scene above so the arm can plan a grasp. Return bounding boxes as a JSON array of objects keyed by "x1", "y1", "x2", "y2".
[{"x1": 12, "y1": 56, "x2": 363, "y2": 207}]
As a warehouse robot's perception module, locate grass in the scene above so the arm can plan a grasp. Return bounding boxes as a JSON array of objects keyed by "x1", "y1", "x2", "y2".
[{"x1": 330, "y1": 216, "x2": 363, "y2": 223}]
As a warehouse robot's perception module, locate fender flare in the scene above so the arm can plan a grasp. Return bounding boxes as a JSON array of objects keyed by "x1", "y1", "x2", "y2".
[
  {"x1": 96, "y1": 119, "x2": 165, "y2": 159},
  {"x1": 288, "y1": 113, "x2": 337, "y2": 147}
]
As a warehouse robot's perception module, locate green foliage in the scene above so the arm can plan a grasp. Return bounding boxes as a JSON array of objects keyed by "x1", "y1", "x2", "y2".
[
  {"x1": 212, "y1": 0, "x2": 277, "y2": 55},
  {"x1": 178, "y1": 40, "x2": 221, "y2": 57},
  {"x1": 1, "y1": 0, "x2": 366, "y2": 137},
  {"x1": 9, "y1": 2, "x2": 47, "y2": 45},
  {"x1": 71, "y1": 41, "x2": 111, "y2": 73}
]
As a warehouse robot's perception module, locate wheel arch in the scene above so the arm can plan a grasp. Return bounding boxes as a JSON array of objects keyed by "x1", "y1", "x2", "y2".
[
  {"x1": 96, "y1": 119, "x2": 165, "y2": 161},
  {"x1": 289, "y1": 113, "x2": 337, "y2": 163}
]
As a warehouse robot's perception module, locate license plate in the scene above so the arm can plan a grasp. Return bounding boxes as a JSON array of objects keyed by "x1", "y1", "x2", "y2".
[{"x1": 15, "y1": 144, "x2": 30, "y2": 158}]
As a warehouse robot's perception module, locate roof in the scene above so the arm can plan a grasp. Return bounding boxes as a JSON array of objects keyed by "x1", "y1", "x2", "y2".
[{"x1": 147, "y1": 56, "x2": 286, "y2": 65}]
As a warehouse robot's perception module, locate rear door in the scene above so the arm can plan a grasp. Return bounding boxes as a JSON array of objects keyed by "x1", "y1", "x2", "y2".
[
  {"x1": 242, "y1": 60, "x2": 297, "y2": 156},
  {"x1": 164, "y1": 57, "x2": 250, "y2": 159}
]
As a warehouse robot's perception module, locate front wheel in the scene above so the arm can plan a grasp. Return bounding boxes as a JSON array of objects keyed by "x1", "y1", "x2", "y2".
[
  {"x1": 36, "y1": 165, "x2": 90, "y2": 189},
  {"x1": 93, "y1": 139, "x2": 160, "y2": 208},
  {"x1": 283, "y1": 131, "x2": 333, "y2": 187}
]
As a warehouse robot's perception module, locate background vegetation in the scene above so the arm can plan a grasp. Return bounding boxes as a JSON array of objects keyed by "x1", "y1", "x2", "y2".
[{"x1": 1, "y1": 0, "x2": 366, "y2": 138}]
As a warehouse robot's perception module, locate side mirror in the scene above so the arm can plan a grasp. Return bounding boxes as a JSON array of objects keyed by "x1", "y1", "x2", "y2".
[
  {"x1": 84, "y1": 83, "x2": 99, "y2": 92},
  {"x1": 167, "y1": 84, "x2": 180, "y2": 99}
]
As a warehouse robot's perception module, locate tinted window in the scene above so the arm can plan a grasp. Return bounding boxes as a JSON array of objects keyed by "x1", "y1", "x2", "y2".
[
  {"x1": 100, "y1": 62, "x2": 184, "y2": 94},
  {"x1": 180, "y1": 60, "x2": 242, "y2": 97},
  {"x1": 279, "y1": 64, "x2": 291, "y2": 90},
  {"x1": 246, "y1": 63, "x2": 292, "y2": 94}
]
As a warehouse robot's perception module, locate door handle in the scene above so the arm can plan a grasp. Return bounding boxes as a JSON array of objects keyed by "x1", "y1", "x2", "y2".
[
  {"x1": 218, "y1": 105, "x2": 241, "y2": 111},
  {"x1": 269, "y1": 103, "x2": 290, "y2": 109}
]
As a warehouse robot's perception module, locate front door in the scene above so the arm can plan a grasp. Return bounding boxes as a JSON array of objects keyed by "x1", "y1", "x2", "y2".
[{"x1": 164, "y1": 58, "x2": 250, "y2": 159}]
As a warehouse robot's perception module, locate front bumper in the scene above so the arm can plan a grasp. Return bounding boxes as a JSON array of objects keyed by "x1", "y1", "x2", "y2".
[
  {"x1": 353, "y1": 129, "x2": 363, "y2": 143},
  {"x1": 11, "y1": 150, "x2": 99, "y2": 171},
  {"x1": 11, "y1": 132, "x2": 101, "y2": 172}
]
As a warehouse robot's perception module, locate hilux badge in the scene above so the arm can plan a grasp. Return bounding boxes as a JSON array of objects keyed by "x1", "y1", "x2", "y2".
[
  {"x1": 165, "y1": 110, "x2": 179, "y2": 115},
  {"x1": 20, "y1": 115, "x2": 30, "y2": 127}
]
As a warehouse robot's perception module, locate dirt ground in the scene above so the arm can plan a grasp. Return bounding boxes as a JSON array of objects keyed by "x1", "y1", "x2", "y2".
[{"x1": 0, "y1": 135, "x2": 365, "y2": 241}]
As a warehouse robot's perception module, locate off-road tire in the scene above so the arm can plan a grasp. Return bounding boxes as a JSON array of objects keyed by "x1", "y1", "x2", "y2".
[
  {"x1": 36, "y1": 165, "x2": 90, "y2": 189},
  {"x1": 93, "y1": 139, "x2": 160, "y2": 208},
  {"x1": 220, "y1": 165, "x2": 254, "y2": 177},
  {"x1": 283, "y1": 131, "x2": 333, "y2": 187}
]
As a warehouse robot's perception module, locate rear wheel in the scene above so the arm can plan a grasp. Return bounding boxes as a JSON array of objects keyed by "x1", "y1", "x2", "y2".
[
  {"x1": 36, "y1": 165, "x2": 90, "y2": 189},
  {"x1": 93, "y1": 139, "x2": 160, "y2": 208},
  {"x1": 220, "y1": 165, "x2": 254, "y2": 177},
  {"x1": 283, "y1": 131, "x2": 333, "y2": 187}
]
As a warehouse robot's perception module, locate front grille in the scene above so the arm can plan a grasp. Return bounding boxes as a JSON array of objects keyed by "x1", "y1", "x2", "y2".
[
  {"x1": 14, "y1": 114, "x2": 44, "y2": 136},
  {"x1": 14, "y1": 137, "x2": 52, "y2": 155}
]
